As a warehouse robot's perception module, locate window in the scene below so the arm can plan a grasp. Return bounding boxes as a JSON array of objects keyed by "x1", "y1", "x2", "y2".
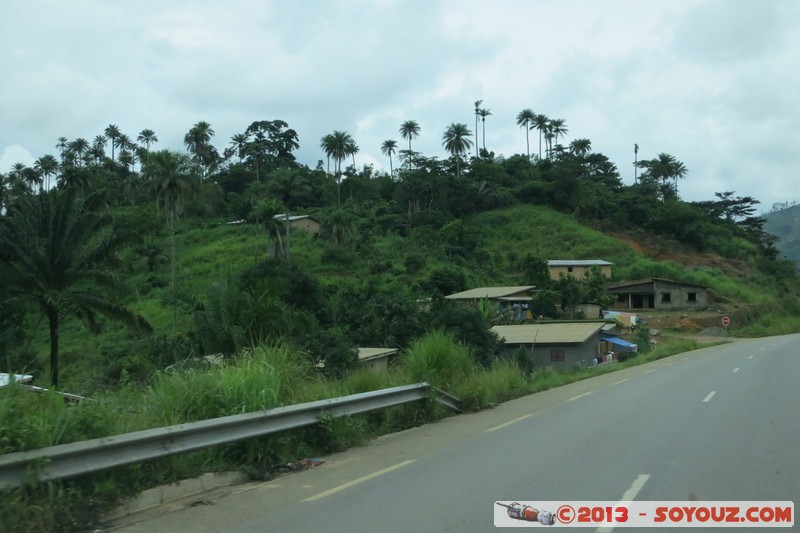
[
  {"x1": 567, "y1": 266, "x2": 573, "y2": 273},
  {"x1": 688, "y1": 292, "x2": 697, "y2": 302},
  {"x1": 550, "y1": 349, "x2": 565, "y2": 362},
  {"x1": 660, "y1": 293, "x2": 671, "y2": 303}
]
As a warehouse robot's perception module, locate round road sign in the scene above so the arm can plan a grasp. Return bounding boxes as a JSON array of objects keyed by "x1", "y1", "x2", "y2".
[{"x1": 722, "y1": 315, "x2": 730, "y2": 327}]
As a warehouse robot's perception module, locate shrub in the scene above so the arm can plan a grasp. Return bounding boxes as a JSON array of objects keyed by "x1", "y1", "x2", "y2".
[{"x1": 403, "y1": 330, "x2": 474, "y2": 389}]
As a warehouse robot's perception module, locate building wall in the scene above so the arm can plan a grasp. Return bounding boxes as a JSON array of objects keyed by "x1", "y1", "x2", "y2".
[
  {"x1": 500, "y1": 334, "x2": 603, "y2": 370},
  {"x1": 610, "y1": 282, "x2": 707, "y2": 311},
  {"x1": 549, "y1": 264, "x2": 612, "y2": 281},
  {"x1": 290, "y1": 218, "x2": 320, "y2": 235},
  {"x1": 574, "y1": 303, "x2": 603, "y2": 319},
  {"x1": 361, "y1": 357, "x2": 388, "y2": 373},
  {"x1": 652, "y1": 280, "x2": 708, "y2": 310}
]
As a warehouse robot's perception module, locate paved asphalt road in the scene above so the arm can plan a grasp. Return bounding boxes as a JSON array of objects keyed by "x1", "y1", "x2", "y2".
[{"x1": 108, "y1": 335, "x2": 799, "y2": 532}]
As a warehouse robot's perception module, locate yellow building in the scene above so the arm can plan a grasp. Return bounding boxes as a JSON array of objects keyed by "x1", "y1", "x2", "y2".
[{"x1": 546, "y1": 260, "x2": 613, "y2": 280}]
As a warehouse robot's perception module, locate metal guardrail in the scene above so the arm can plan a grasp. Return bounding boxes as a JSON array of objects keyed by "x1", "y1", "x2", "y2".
[{"x1": 0, "y1": 382, "x2": 460, "y2": 490}]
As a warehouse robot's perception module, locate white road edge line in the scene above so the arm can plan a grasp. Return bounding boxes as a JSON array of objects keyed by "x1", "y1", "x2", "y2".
[
  {"x1": 749, "y1": 355, "x2": 754, "y2": 359},
  {"x1": 595, "y1": 474, "x2": 651, "y2": 533},
  {"x1": 644, "y1": 368, "x2": 658, "y2": 374},
  {"x1": 566, "y1": 391, "x2": 594, "y2": 402},
  {"x1": 613, "y1": 378, "x2": 630, "y2": 385},
  {"x1": 664, "y1": 362, "x2": 674, "y2": 367},
  {"x1": 732, "y1": 367, "x2": 740, "y2": 373},
  {"x1": 703, "y1": 391, "x2": 716, "y2": 403},
  {"x1": 486, "y1": 414, "x2": 533, "y2": 432},
  {"x1": 303, "y1": 460, "x2": 415, "y2": 501}
]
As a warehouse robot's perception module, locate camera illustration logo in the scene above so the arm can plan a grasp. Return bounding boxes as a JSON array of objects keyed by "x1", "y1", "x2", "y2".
[{"x1": 495, "y1": 501, "x2": 556, "y2": 526}]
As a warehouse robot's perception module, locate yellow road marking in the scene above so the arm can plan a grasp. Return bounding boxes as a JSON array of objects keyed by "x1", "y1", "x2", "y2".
[
  {"x1": 303, "y1": 460, "x2": 415, "y2": 501},
  {"x1": 486, "y1": 414, "x2": 533, "y2": 432}
]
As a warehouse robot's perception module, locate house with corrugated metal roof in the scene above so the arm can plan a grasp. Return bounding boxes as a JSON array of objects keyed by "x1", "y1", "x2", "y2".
[
  {"x1": 273, "y1": 214, "x2": 321, "y2": 235},
  {"x1": 0, "y1": 373, "x2": 33, "y2": 388},
  {"x1": 607, "y1": 277, "x2": 708, "y2": 311},
  {"x1": 445, "y1": 286, "x2": 535, "y2": 305},
  {"x1": 491, "y1": 322, "x2": 612, "y2": 369},
  {"x1": 446, "y1": 286, "x2": 536, "y2": 322},
  {"x1": 547, "y1": 260, "x2": 613, "y2": 280},
  {"x1": 357, "y1": 347, "x2": 398, "y2": 373}
]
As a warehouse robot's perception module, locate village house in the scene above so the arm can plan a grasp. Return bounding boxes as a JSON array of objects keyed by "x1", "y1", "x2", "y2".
[
  {"x1": 491, "y1": 321, "x2": 617, "y2": 369},
  {"x1": 607, "y1": 277, "x2": 709, "y2": 311},
  {"x1": 547, "y1": 260, "x2": 613, "y2": 280}
]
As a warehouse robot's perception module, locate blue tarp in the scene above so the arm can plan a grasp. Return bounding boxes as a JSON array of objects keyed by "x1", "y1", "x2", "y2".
[{"x1": 601, "y1": 336, "x2": 636, "y2": 349}]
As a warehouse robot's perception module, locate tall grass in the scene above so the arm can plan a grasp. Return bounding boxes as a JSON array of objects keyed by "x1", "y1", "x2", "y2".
[
  {"x1": 454, "y1": 359, "x2": 529, "y2": 411},
  {"x1": 142, "y1": 343, "x2": 313, "y2": 426},
  {"x1": 403, "y1": 330, "x2": 474, "y2": 389}
]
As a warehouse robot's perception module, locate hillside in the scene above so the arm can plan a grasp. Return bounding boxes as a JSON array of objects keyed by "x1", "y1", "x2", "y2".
[
  {"x1": 6, "y1": 200, "x2": 791, "y2": 395},
  {"x1": 763, "y1": 203, "x2": 800, "y2": 264}
]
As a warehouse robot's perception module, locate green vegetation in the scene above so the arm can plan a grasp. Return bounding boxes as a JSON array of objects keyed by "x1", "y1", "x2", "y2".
[
  {"x1": 0, "y1": 331, "x2": 721, "y2": 532},
  {"x1": 2, "y1": 113, "x2": 799, "y2": 531}
]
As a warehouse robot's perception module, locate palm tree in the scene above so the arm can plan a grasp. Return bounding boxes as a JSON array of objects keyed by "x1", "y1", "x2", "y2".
[
  {"x1": 0, "y1": 189, "x2": 152, "y2": 386},
  {"x1": 104, "y1": 124, "x2": 121, "y2": 161},
  {"x1": 135, "y1": 239, "x2": 167, "y2": 273},
  {"x1": 184, "y1": 121, "x2": 214, "y2": 155},
  {"x1": 229, "y1": 133, "x2": 249, "y2": 162},
  {"x1": 320, "y1": 130, "x2": 353, "y2": 206},
  {"x1": 478, "y1": 108, "x2": 492, "y2": 154},
  {"x1": 21, "y1": 167, "x2": 43, "y2": 194},
  {"x1": 569, "y1": 138, "x2": 592, "y2": 157},
  {"x1": 516, "y1": 109, "x2": 536, "y2": 161},
  {"x1": 550, "y1": 118, "x2": 569, "y2": 158},
  {"x1": 184, "y1": 121, "x2": 217, "y2": 177},
  {"x1": 0, "y1": 173, "x2": 9, "y2": 212},
  {"x1": 56, "y1": 137, "x2": 68, "y2": 163},
  {"x1": 34, "y1": 155, "x2": 59, "y2": 191},
  {"x1": 137, "y1": 129, "x2": 158, "y2": 164},
  {"x1": 320, "y1": 133, "x2": 334, "y2": 174},
  {"x1": 532, "y1": 114, "x2": 549, "y2": 160},
  {"x1": 88, "y1": 144, "x2": 105, "y2": 167},
  {"x1": 320, "y1": 208, "x2": 358, "y2": 246},
  {"x1": 347, "y1": 140, "x2": 359, "y2": 171},
  {"x1": 399, "y1": 120, "x2": 421, "y2": 152},
  {"x1": 442, "y1": 123, "x2": 473, "y2": 178},
  {"x1": 118, "y1": 149, "x2": 136, "y2": 172},
  {"x1": 67, "y1": 138, "x2": 90, "y2": 167},
  {"x1": 473, "y1": 100, "x2": 483, "y2": 157},
  {"x1": 251, "y1": 198, "x2": 287, "y2": 259},
  {"x1": 146, "y1": 150, "x2": 195, "y2": 327},
  {"x1": 636, "y1": 152, "x2": 688, "y2": 201},
  {"x1": 9, "y1": 163, "x2": 34, "y2": 195},
  {"x1": 381, "y1": 139, "x2": 398, "y2": 178}
]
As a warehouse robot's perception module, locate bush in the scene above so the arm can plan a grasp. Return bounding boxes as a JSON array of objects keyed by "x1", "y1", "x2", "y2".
[{"x1": 404, "y1": 330, "x2": 474, "y2": 389}]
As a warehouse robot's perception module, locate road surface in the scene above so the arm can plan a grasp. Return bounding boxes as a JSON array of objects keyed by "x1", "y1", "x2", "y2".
[{"x1": 107, "y1": 335, "x2": 799, "y2": 532}]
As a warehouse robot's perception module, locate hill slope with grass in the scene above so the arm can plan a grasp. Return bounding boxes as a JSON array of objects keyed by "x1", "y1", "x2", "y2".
[{"x1": 7, "y1": 201, "x2": 795, "y2": 394}]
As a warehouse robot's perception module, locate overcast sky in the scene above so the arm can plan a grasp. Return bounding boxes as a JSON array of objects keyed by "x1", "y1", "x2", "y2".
[{"x1": 2, "y1": 0, "x2": 798, "y2": 212}]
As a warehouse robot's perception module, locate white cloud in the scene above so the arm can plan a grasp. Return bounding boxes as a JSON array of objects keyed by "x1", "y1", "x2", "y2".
[{"x1": 0, "y1": 145, "x2": 36, "y2": 171}]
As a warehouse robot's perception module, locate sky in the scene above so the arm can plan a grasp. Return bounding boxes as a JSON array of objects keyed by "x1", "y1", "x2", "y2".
[{"x1": 2, "y1": 0, "x2": 799, "y2": 212}]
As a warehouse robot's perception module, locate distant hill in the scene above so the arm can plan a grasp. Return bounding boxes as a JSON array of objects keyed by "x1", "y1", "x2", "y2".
[{"x1": 763, "y1": 204, "x2": 800, "y2": 264}]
